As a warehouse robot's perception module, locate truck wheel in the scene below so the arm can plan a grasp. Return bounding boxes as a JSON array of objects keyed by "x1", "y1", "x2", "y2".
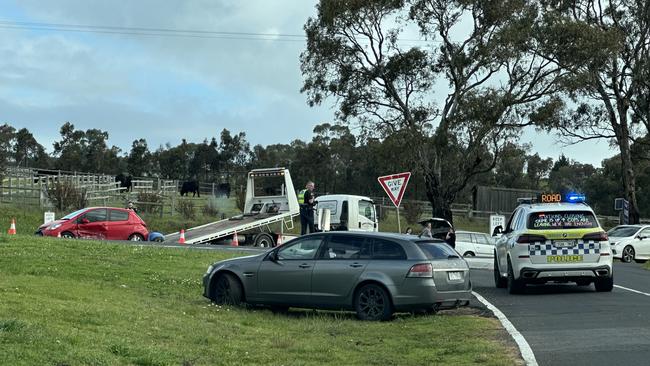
[{"x1": 254, "y1": 233, "x2": 275, "y2": 248}]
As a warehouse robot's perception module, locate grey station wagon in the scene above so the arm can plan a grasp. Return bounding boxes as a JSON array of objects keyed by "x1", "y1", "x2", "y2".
[{"x1": 203, "y1": 232, "x2": 472, "y2": 320}]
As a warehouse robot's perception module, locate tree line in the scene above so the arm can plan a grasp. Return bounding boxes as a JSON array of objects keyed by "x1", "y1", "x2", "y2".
[{"x1": 1, "y1": 120, "x2": 649, "y2": 218}]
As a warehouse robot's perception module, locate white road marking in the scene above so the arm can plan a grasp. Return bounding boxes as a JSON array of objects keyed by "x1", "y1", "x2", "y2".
[
  {"x1": 472, "y1": 291, "x2": 538, "y2": 366},
  {"x1": 614, "y1": 285, "x2": 650, "y2": 297}
]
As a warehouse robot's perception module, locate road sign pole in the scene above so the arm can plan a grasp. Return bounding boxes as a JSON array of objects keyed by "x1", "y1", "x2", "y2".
[{"x1": 396, "y1": 206, "x2": 401, "y2": 233}]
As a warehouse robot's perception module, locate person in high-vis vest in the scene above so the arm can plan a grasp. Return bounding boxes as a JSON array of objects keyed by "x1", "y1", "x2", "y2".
[{"x1": 298, "y1": 181, "x2": 316, "y2": 235}]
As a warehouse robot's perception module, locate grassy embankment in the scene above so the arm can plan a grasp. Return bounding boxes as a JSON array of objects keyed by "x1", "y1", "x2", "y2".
[{"x1": 0, "y1": 235, "x2": 521, "y2": 366}]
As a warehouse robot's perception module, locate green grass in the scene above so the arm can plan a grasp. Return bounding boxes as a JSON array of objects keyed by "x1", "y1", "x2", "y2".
[{"x1": 0, "y1": 234, "x2": 521, "y2": 366}]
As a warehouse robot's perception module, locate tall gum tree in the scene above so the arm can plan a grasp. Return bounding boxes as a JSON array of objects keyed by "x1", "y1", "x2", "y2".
[
  {"x1": 533, "y1": 0, "x2": 650, "y2": 223},
  {"x1": 301, "y1": 0, "x2": 563, "y2": 222}
]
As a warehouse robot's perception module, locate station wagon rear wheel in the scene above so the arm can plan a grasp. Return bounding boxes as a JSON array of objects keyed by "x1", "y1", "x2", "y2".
[
  {"x1": 355, "y1": 284, "x2": 392, "y2": 321},
  {"x1": 622, "y1": 246, "x2": 635, "y2": 263},
  {"x1": 211, "y1": 273, "x2": 243, "y2": 306}
]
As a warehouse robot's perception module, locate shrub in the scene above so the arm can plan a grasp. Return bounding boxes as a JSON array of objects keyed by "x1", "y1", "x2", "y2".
[
  {"x1": 177, "y1": 198, "x2": 195, "y2": 220},
  {"x1": 47, "y1": 181, "x2": 87, "y2": 211},
  {"x1": 137, "y1": 192, "x2": 162, "y2": 214},
  {"x1": 403, "y1": 200, "x2": 423, "y2": 224},
  {"x1": 202, "y1": 196, "x2": 220, "y2": 217},
  {"x1": 235, "y1": 188, "x2": 246, "y2": 213}
]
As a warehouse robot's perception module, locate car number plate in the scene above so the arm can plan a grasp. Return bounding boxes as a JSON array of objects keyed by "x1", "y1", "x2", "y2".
[
  {"x1": 448, "y1": 271, "x2": 463, "y2": 281},
  {"x1": 546, "y1": 255, "x2": 583, "y2": 263},
  {"x1": 553, "y1": 240, "x2": 576, "y2": 248}
]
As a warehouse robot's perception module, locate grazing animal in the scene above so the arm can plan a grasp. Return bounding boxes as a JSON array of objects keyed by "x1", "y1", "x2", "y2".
[
  {"x1": 216, "y1": 183, "x2": 231, "y2": 198},
  {"x1": 115, "y1": 174, "x2": 133, "y2": 192},
  {"x1": 180, "y1": 181, "x2": 200, "y2": 197}
]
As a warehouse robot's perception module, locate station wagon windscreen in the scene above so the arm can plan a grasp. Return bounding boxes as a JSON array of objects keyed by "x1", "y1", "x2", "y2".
[{"x1": 527, "y1": 211, "x2": 598, "y2": 230}]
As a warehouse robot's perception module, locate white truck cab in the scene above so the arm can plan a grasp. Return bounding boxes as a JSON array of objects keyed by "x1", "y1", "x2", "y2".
[{"x1": 314, "y1": 194, "x2": 378, "y2": 232}]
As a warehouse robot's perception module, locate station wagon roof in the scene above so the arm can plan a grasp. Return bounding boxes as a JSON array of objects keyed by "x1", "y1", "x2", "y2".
[{"x1": 301, "y1": 231, "x2": 445, "y2": 242}]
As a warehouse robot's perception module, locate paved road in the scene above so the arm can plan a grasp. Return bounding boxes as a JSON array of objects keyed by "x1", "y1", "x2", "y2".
[{"x1": 471, "y1": 262, "x2": 650, "y2": 366}]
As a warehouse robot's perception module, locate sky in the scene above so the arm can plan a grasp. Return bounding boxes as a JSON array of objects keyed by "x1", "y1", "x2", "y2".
[{"x1": 0, "y1": 0, "x2": 615, "y2": 166}]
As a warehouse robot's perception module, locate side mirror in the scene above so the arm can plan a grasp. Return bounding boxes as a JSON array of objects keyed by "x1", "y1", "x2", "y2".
[
  {"x1": 267, "y1": 251, "x2": 278, "y2": 262},
  {"x1": 80, "y1": 218, "x2": 90, "y2": 224},
  {"x1": 492, "y1": 225, "x2": 503, "y2": 236},
  {"x1": 637, "y1": 235, "x2": 645, "y2": 240}
]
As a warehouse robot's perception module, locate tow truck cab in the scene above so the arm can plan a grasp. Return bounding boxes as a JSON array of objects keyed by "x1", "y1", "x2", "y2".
[{"x1": 314, "y1": 194, "x2": 378, "y2": 232}]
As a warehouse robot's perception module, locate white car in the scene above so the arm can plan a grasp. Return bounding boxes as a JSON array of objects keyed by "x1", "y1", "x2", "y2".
[
  {"x1": 455, "y1": 231, "x2": 495, "y2": 257},
  {"x1": 494, "y1": 196, "x2": 613, "y2": 294},
  {"x1": 608, "y1": 225, "x2": 650, "y2": 263}
]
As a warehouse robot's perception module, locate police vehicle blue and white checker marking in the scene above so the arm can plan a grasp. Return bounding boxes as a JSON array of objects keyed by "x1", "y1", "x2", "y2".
[{"x1": 493, "y1": 193, "x2": 614, "y2": 294}]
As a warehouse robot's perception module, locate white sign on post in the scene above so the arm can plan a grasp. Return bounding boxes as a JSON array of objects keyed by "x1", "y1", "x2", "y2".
[
  {"x1": 44, "y1": 212, "x2": 56, "y2": 225},
  {"x1": 378, "y1": 172, "x2": 411, "y2": 233},
  {"x1": 490, "y1": 214, "x2": 506, "y2": 237}
]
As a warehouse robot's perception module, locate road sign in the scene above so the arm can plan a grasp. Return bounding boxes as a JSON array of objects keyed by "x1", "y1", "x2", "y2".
[
  {"x1": 489, "y1": 215, "x2": 506, "y2": 237},
  {"x1": 43, "y1": 212, "x2": 55, "y2": 225},
  {"x1": 377, "y1": 172, "x2": 411, "y2": 208}
]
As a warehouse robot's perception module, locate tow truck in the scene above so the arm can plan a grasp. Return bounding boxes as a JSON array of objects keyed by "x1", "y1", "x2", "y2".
[{"x1": 163, "y1": 168, "x2": 299, "y2": 247}]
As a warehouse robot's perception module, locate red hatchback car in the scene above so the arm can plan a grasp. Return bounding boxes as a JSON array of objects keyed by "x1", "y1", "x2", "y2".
[{"x1": 38, "y1": 207, "x2": 149, "y2": 241}]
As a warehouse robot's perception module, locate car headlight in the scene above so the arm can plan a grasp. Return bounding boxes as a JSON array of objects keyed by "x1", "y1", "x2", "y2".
[
  {"x1": 48, "y1": 223, "x2": 62, "y2": 230},
  {"x1": 206, "y1": 265, "x2": 214, "y2": 274}
]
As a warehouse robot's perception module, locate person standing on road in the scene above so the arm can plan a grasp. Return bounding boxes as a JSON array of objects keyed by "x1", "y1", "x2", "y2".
[
  {"x1": 445, "y1": 228, "x2": 456, "y2": 249},
  {"x1": 419, "y1": 222, "x2": 433, "y2": 238},
  {"x1": 298, "y1": 181, "x2": 316, "y2": 235}
]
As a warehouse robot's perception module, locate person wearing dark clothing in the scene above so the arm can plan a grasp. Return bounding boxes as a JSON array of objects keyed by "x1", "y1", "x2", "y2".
[
  {"x1": 445, "y1": 229, "x2": 456, "y2": 249},
  {"x1": 299, "y1": 181, "x2": 316, "y2": 235}
]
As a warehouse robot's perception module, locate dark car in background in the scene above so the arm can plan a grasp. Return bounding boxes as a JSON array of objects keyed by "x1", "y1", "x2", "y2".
[
  {"x1": 203, "y1": 232, "x2": 472, "y2": 321},
  {"x1": 37, "y1": 207, "x2": 149, "y2": 241}
]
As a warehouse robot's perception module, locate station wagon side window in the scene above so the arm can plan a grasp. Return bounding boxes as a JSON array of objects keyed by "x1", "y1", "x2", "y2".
[
  {"x1": 80, "y1": 209, "x2": 107, "y2": 223},
  {"x1": 109, "y1": 209, "x2": 129, "y2": 222},
  {"x1": 472, "y1": 234, "x2": 492, "y2": 245},
  {"x1": 639, "y1": 228, "x2": 650, "y2": 238},
  {"x1": 277, "y1": 237, "x2": 323, "y2": 260},
  {"x1": 372, "y1": 239, "x2": 407, "y2": 260},
  {"x1": 455, "y1": 232, "x2": 472, "y2": 243},
  {"x1": 318, "y1": 235, "x2": 370, "y2": 260}
]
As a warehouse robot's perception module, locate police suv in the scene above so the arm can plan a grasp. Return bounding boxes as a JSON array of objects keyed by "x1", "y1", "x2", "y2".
[{"x1": 493, "y1": 193, "x2": 613, "y2": 294}]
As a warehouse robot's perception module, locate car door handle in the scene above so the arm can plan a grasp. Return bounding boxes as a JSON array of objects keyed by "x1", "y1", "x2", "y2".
[
  {"x1": 298, "y1": 263, "x2": 311, "y2": 269},
  {"x1": 349, "y1": 263, "x2": 363, "y2": 268}
]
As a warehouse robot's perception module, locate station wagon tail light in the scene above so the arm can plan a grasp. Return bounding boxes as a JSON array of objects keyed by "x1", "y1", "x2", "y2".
[
  {"x1": 516, "y1": 234, "x2": 546, "y2": 244},
  {"x1": 407, "y1": 263, "x2": 433, "y2": 278},
  {"x1": 582, "y1": 231, "x2": 608, "y2": 241}
]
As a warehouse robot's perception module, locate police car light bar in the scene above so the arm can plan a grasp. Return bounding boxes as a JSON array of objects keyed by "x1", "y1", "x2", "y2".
[{"x1": 566, "y1": 193, "x2": 586, "y2": 203}]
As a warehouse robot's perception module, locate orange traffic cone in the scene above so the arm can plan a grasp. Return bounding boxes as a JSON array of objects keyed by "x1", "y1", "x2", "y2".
[
  {"x1": 231, "y1": 230, "x2": 239, "y2": 247},
  {"x1": 178, "y1": 229, "x2": 186, "y2": 245},
  {"x1": 57, "y1": 232, "x2": 61, "y2": 238},
  {"x1": 7, "y1": 218, "x2": 16, "y2": 235}
]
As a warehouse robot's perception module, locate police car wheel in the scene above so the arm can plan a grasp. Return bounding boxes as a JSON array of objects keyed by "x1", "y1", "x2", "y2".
[
  {"x1": 507, "y1": 259, "x2": 525, "y2": 294},
  {"x1": 621, "y1": 246, "x2": 635, "y2": 263},
  {"x1": 594, "y1": 276, "x2": 614, "y2": 292},
  {"x1": 494, "y1": 256, "x2": 507, "y2": 288}
]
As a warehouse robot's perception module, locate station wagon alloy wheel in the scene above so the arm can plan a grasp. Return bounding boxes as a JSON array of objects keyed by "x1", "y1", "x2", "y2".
[
  {"x1": 212, "y1": 273, "x2": 243, "y2": 305},
  {"x1": 355, "y1": 284, "x2": 392, "y2": 321}
]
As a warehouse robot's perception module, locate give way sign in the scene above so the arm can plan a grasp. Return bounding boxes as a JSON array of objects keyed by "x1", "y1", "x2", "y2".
[{"x1": 377, "y1": 172, "x2": 411, "y2": 207}]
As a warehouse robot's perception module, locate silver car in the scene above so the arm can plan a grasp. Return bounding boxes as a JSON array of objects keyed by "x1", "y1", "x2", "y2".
[{"x1": 203, "y1": 232, "x2": 472, "y2": 320}]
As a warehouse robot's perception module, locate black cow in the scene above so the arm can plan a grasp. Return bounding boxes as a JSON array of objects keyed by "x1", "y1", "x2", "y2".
[
  {"x1": 216, "y1": 183, "x2": 231, "y2": 198},
  {"x1": 180, "y1": 181, "x2": 200, "y2": 197},
  {"x1": 115, "y1": 174, "x2": 133, "y2": 192}
]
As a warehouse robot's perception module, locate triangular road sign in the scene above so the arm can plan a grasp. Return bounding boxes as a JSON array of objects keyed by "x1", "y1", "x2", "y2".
[{"x1": 377, "y1": 172, "x2": 411, "y2": 207}]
